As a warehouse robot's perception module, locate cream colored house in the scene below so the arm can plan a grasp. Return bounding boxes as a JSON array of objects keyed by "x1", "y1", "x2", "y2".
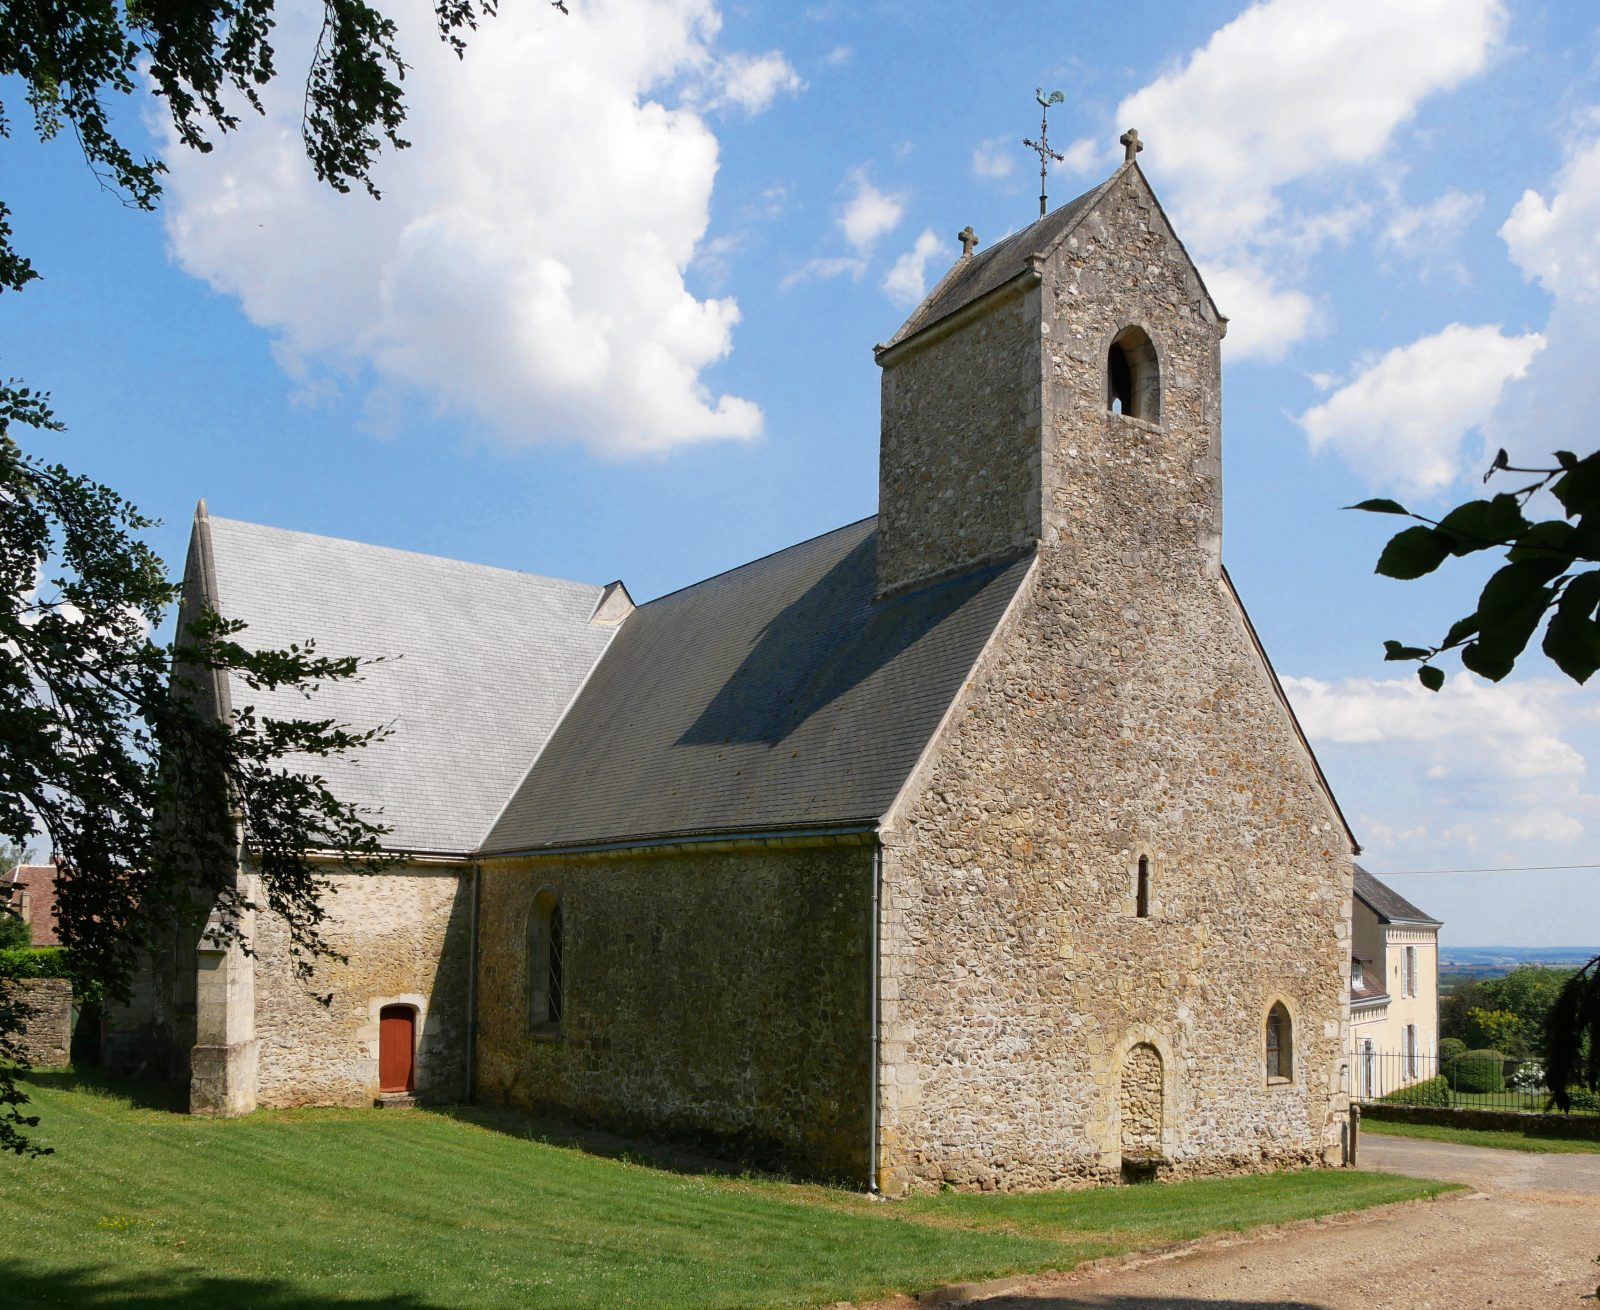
[{"x1": 1350, "y1": 866, "x2": 1441, "y2": 1096}]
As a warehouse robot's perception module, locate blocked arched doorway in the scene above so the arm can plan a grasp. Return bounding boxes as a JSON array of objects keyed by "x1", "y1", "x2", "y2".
[
  {"x1": 1119, "y1": 1042, "x2": 1164, "y2": 1160},
  {"x1": 378, "y1": 1005, "x2": 416, "y2": 1094}
]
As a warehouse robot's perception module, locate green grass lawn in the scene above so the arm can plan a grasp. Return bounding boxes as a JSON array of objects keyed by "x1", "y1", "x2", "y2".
[
  {"x1": 0, "y1": 1071, "x2": 1457, "y2": 1310},
  {"x1": 1364, "y1": 1119, "x2": 1600, "y2": 1155}
]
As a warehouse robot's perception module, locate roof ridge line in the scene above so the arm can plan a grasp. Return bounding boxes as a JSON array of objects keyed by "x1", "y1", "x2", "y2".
[
  {"x1": 206, "y1": 514, "x2": 603, "y2": 594},
  {"x1": 635, "y1": 514, "x2": 878, "y2": 611}
]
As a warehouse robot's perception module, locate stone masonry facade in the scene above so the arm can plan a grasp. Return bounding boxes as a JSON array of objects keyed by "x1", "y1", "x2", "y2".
[
  {"x1": 4, "y1": 977, "x2": 71, "y2": 1066},
  {"x1": 251, "y1": 865, "x2": 472, "y2": 1108},
  {"x1": 475, "y1": 842, "x2": 873, "y2": 1182},
  {"x1": 872, "y1": 164, "x2": 1352, "y2": 1194}
]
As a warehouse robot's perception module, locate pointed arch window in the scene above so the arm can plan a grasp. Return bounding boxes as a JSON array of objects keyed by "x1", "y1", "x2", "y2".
[
  {"x1": 527, "y1": 889, "x2": 565, "y2": 1037},
  {"x1": 1107, "y1": 325, "x2": 1161, "y2": 422}
]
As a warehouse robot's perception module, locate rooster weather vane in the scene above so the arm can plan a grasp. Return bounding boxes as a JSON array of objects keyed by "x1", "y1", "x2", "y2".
[{"x1": 1023, "y1": 88, "x2": 1066, "y2": 220}]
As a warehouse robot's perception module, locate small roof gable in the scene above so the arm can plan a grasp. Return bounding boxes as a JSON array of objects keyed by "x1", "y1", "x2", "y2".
[
  {"x1": 879, "y1": 178, "x2": 1112, "y2": 355},
  {"x1": 195, "y1": 513, "x2": 618, "y2": 856},
  {"x1": 1353, "y1": 865, "x2": 1440, "y2": 926},
  {"x1": 483, "y1": 519, "x2": 1032, "y2": 854}
]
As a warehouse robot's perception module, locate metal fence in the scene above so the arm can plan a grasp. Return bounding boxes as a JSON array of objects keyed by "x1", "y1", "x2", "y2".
[{"x1": 1351, "y1": 1048, "x2": 1596, "y2": 1115}]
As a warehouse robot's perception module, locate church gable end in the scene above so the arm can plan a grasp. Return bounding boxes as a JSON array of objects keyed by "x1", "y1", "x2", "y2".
[{"x1": 872, "y1": 159, "x2": 1354, "y2": 1194}]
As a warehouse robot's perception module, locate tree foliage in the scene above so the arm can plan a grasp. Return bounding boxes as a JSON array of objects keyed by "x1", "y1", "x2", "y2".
[
  {"x1": 1, "y1": 402, "x2": 396, "y2": 1153},
  {"x1": 1358, "y1": 457, "x2": 1600, "y2": 1108},
  {"x1": 0, "y1": 0, "x2": 572, "y2": 1153},
  {"x1": 0, "y1": 0, "x2": 566, "y2": 294},
  {"x1": 1354, "y1": 450, "x2": 1600, "y2": 692}
]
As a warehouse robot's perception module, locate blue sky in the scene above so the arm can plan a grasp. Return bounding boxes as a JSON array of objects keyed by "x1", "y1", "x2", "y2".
[{"x1": 8, "y1": 0, "x2": 1600, "y2": 945}]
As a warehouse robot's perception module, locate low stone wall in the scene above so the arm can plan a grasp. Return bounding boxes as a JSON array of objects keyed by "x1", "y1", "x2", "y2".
[
  {"x1": 3, "y1": 977, "x2": 72, "y2": 1066},
  {"x1": 1363, "y1": 1102, "x2": 1600, "y2": 1141}
]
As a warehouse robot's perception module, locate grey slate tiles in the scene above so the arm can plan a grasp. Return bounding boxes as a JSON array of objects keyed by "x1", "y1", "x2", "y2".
[
  {"x1": 1353, "y1": 865, "x2": 1440, "y2": 926},
  {"x1": 203, "y1": 516, "x2": 616, "y2": 855},
  {"x1": 483, "y1": 518, "x2": 1032, "y2": 854}
]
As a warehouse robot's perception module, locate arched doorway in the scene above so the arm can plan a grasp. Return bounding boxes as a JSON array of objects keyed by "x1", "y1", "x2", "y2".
[
  {"x1": 379, "y1": 1005, "x2": 415, "y2": 1094},
  {"x1": 1119, "y1": 1042, "x2": 1164, "y2": 1162}
]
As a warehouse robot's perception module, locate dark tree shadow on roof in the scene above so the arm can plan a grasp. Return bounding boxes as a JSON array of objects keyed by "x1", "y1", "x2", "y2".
[{"x1": 678, "y1": 532, "x2": 1024, "y2": 748}]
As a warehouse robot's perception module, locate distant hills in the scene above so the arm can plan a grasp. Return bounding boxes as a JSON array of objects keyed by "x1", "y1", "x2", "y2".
[{"x1": 1440, "y1": 945, "x2": 1598, "y2": 976}]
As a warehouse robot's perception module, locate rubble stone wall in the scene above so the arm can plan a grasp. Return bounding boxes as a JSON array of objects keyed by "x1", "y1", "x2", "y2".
[
  {"x1": 475, "y1": 842, "x2": 873, "y2": 1182},
  {"x1": 874, "y1": 166, "x2": 1353, "y2": 1194},
  {"x1": 877, "y1": 289, "x2": 1041, "y2": 597},
  {"x1": 6, "y1": 977, "x2": 71, "y2": 1066},
  {"x1": 251, "y1": 864, "x2": 471, "y2": 1107}
]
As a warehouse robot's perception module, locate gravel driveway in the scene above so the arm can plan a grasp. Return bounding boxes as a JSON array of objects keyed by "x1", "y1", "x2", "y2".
[{"x1": 944, "y1": 1135, "x2": 1600, "y2": 1310}]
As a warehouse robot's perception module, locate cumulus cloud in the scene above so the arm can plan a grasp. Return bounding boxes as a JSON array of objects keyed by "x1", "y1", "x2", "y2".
[
  {"x1": 1285, "y1": 673, "x2": 1594, "y2": 857},
  {"x1": 971, "y1": 137, "x2": 1016, "y2": 181},
  {"x1": 701, "y1": 50, "x2": 805, "y2": 114},
  {"x1": 839, "y1": 169, "x2": 906, "y2": 253},
  {"x1": 1480, "y1": 128, "x2": 1600, "y2": 468},
  {"x1": 1114, "y1": 0, "x2": 1507, "y2": 360},
  {"x1": 882, "y1": 230, "x2": 948, "y2": 308},
  {"x1": 1501, "y1": 133, "x2": 1600, "y2": 301},
  {"x1": 160, "y1": 0, "x2": 788, "y2": 458},
  {"x1": 1295, "y1": 323, "x2": 1543, "y2": 494},
  {"x1": 1201, "y1": 264, "x2": 1316, "y2": 364}
]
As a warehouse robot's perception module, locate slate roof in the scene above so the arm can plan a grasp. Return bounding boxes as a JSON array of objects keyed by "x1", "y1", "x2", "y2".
[
  {"x1": 880, "y1": 177, "x2": 1114, "y2": 353},
  {"x1": 200, "y1": 514, "x2": 617, "y2": 856},
  {"x1": 1353, "y1": 865, "x2": 1440, "y2": 926},
  {"x1": 483, "y1": 518, "x2": 1033, "y2": 854}
]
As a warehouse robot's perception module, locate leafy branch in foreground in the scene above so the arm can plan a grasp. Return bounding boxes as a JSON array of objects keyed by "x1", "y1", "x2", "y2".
[
  {"x1": 1, "y1": 386, "x2": 394, "y2": 1153},
  {"x1": 1352, "y1": 449, "x2": 1600, "y2": 691},
  {"x1": 1545, "y1": 955, "x2": 1599, "y2": 1113}
]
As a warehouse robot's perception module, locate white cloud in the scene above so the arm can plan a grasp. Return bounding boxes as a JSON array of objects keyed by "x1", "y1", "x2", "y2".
[
  {"x1": 779, "y1": 255, "x2": 866, "y2": 291},
  {"x1": 1501, "y1": 133, "x2": 1600, "y2": 302},
  {"x1": 1295, "y1": 323, "x2": 1544, "y2": 493},
  {"x1": 1202, "y1": 263, "x2": 1316, "y2": 364},
  {"x1": 703, "y1": 50, "x2": 804, "y2": 114},
  {"x1": 1383, "y1": 187, "x2": 1483, "y2": 260},
  {"x1": 839, "y1": 168, "x2": 905, "y2": 253},
  {"x1": 1285, "y1": 673, "x2": 1595, "y2": 860},
  {"x1": 1114, "y1": 0, "x2": 1507, "y2": 360},
  {"x1": 971, "y1": 137, "x2": 1016, "y2": 180},
  {"x1": 1119, "y1": 0, "x2": 1506, "y2": 253},
  {"x1": 1285, "y1": 673, "x2": 1583, "y2": 779},
  {"x1": 824, "y1": 45, "x2": 852, "y2": 67},
  {"x1": 160, "y1": 0, "x2": 781, "y2": 458},
  {"x1": 882, "y1": 229, "x2": 947, "y2": 308}
]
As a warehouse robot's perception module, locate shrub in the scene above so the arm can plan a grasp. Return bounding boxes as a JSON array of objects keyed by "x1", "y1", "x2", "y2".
[
  {"x1": 0, "y1": 946, "x2": 74, "y2": 980},
  {"x1": 1450, "y1": 1049, "x2": 1506, "y2": 1094},
  {"x1": 1438, "y1": 1037, "x2": 1467, "y2": 1065},
  {"x1": 0, "y1": 909, "x2": 29, "y2": 950},
  {"x1": 1378, "y1": 1075, "x2": 1451, "y2": 1107},
  {"x1": 1558, "y1": 1086, "x2": 1600, "y2": 1114}
]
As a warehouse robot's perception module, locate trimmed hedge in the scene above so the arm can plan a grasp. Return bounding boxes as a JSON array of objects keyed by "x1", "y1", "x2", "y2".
[
  {"x1": 1450, "y1": 1049, "x2": 1506, "y2": 1094},
  {"x1": 1438, "y1": 1037, "x2": 1468, "y2": 1065},
  {"x1": 1379, "y1": 1074, "x2": 1451, "y2": 1107}
]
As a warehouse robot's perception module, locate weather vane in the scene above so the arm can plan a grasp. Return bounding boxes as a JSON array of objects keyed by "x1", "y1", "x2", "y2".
[{"x1": 1023, "y1": 88, "x2": 1066, "y2": 220}]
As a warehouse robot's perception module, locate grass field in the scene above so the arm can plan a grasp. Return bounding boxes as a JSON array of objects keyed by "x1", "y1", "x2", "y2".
[
  {"x1": 1364, "y1": 1119, "x2": 1600, "y2": 1155},
  {"x1": 0, "y1": 1071, "x2": 1458, "y2": 1309}
]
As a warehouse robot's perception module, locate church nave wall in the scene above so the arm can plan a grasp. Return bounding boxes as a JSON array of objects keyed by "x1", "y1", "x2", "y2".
[{"x1": 474, "y1": 843, "x2": 874, "y2": 1183}]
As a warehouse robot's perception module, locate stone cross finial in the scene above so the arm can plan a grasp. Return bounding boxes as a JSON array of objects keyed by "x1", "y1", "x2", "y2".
[
  {"x1": 1120, "y1": 128, "x2": 1143, "y2": 163},
  {"x1": 958, "y1": 225, "x2": 979, "y2": 256}
]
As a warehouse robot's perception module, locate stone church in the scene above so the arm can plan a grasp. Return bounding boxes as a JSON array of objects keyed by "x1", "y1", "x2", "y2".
[{"x1": 123, "y1": 146, "x2": 1360, "y2": 1194}]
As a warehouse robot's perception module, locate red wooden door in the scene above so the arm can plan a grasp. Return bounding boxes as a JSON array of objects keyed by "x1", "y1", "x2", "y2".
[{"x1": 379, "y1": 1006, "x2": 414, "y2": 1093}]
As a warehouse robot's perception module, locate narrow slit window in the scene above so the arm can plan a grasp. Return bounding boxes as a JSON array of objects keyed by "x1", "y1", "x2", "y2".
[
  {"x1": 1266, "y1": 1002, "x2": 1292, "y2": 1082},
  {"x1": 1136, "y1": 856, "x2": 1151, "y2": 918}
]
